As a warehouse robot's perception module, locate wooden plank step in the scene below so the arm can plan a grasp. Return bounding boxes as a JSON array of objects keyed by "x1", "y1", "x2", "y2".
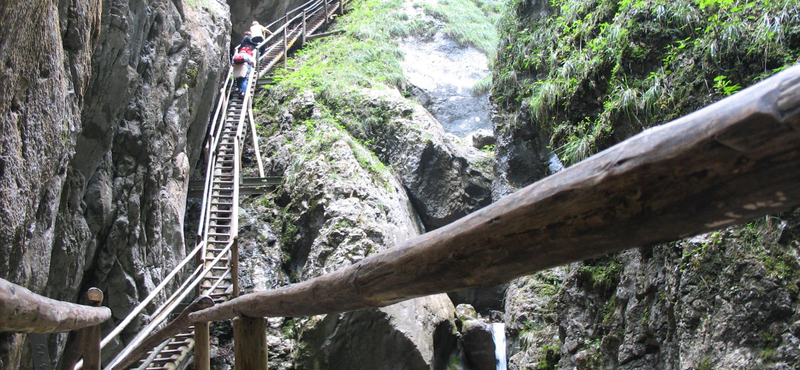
[
  {"x1": 147, "y1": 356, "x2": 178, "y2": 363},
  {"x1": 147, "y1": 348, "x2": 184, "y2": 355}
]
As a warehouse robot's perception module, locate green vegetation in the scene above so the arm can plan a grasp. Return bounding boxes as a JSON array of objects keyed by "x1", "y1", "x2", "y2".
[
  {"x1": 535, "y1": 342, "x2": 562, "y2": 369},
  {"x1": 731, "y1": 220, "x2": 800, "y2": 293},
  {"x1": 273, "y1": 0, "x2": 412, "y2": 98},
  {"x1": 472, "y1": 73, "x2": 494, "y2": 94},
  {"x1": 184, "y1": 0, "x2": 208, "y2": 10},
  {"x1": 493, "y1": 0, "x2": 800, "y2": 165},
  {"x1": 417, "y1": 0, "x2": 502, "y2": 57},
  {"x1": 186, "y1": 66, "x2": 198, "y2": 86},
  {"x1": 578, "y1": 260, "x2": 623, "y2": 292},
  {"x1": 698, "y1": 356, "x2": 713, "y2": 370}
]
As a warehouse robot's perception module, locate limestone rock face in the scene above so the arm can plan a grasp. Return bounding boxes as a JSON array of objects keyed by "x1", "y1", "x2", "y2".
[
  {"x1": 0, "y1": 0, "x2": 230, "y2": 368},
  {"x1": 227, "y1": 0, "x2": 309, "y2": 41},
  {"x1": 503, "y1": 214, "x2": 800, "y2": 370},
  {"x1": 352, "y1": 89, "x2": 493, "y2": 230},
  {"x1": 70, "y1": 1, "x2": 230, "y2": 362},
  {"x1": 231, "y1": 90, "x2": 471, "y2": 369},
  {"x1": 297, "y1": 296, "x2": 457, "y2": 370},
  {"x1": 0, "y1": 0, "x2": 102, "y2": 368}
]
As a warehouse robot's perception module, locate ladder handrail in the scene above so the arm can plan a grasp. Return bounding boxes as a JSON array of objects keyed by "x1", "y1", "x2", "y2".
[
  {"x1": 98, "y1": 241, "x2": 206, "y2": 348},
  {"x1": 198, "y1": 71, "x2": 234, "y2": 238},
  {"x1": 106, "y1": 240, "x2": 234, "y2": 370}
]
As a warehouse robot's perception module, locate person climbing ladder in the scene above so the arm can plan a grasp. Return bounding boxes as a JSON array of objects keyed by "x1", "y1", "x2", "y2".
[
  {"x1": 232, "y1": 49, "x2": 254, "y2": 95},
  {"x1": 250, "y1": 21, "x2": 272, "y2": 55}
]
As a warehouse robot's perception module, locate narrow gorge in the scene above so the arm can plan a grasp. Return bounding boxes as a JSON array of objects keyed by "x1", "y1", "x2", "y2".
[{"x1": 1, "y1": 0, "x2": 799, "y2": 369}]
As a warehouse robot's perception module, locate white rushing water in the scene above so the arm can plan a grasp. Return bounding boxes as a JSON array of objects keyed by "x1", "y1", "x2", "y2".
[{"x1": 491, "y1": 322, "x2": 507, "y2": 370}]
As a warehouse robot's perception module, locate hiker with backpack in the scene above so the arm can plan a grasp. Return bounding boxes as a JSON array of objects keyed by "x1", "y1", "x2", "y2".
[
  {"x1": 250, "y1": 21, "x2": 272, "y2": 55},
  {"x1": 232, "y1": 49, "x2": 254, "y2": 95},
  {"x1": 239, "y1": 31, "x2": 258, "y2": 57}
]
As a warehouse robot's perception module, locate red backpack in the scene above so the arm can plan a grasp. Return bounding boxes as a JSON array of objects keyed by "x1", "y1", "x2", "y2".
[{"x1": 233, "y1": 53, "x2": 246, "y2": 64}]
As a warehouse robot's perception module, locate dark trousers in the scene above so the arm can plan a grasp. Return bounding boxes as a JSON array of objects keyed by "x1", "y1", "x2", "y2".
[{"x1": 251, "y1": 36, "x2": 266, "y2": 55}]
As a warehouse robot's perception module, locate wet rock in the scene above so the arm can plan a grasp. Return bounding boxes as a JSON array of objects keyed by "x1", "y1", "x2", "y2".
[
  {"x1": 503, "y1": 218, "x2": 800, "y2": 370},
  {"x1": 354, "y1": 89, "x2": 493, "y2": 230},
  {"x1": 297, "y1": 295, "x2": 457, "y2": 370},
  {"x1": 399, "y1": 24, "x2": 492, "y2": 139},
  {"x1": 470, "y1": 129, "x2": 496, "y2": 149},
  {"x1": 456, "y1": 304, "x2": 480, "y2": 323},
  {"x1": 461, "y1": 319, "x2": 498, "y2": 370}
]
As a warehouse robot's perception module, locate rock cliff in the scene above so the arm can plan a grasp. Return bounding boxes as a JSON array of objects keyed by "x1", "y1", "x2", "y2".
[
  {"x1": 227, "y1": 0, "x2": 309, "y2": 42},
  {"x1": 229, "y1": 78, "x2": 491, "y2": 368},
  {"x1": 0, "y1": 0, "x2": 231, "y2": 368},
  {"x1": 491, "y1": 0, "x2": 800, "y2": 369}
]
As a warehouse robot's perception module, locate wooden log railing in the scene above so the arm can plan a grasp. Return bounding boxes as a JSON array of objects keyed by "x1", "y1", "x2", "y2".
[
  {"x1": 0, "y1": 280, "x2": 110, "y2": 370},
  {"x1": 0, "y1": 279, "x2": 110, "y2": 334},
  {"x1": 188, "y1": 64, "x2": 800, "y2": 321}
]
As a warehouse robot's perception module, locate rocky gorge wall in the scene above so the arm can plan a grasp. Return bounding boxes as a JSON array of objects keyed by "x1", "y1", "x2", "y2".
[
  {"x1": 491, "y1": 0, "x2": 800, "y2": 369},
  {"x1": 0, "y1": 0, "x2": 231, "y2": 368}
]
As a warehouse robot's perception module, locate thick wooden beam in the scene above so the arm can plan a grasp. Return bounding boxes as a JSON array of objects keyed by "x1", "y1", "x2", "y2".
[
  {"x1": 81, "y1": 288, "x2": 103, "y2": 370},
  {"x1": 0, "y1": 278, "x2": 111, "y2": 333},
  {"x1": 107, "y1": 296, "x2": 213, "y2": 370},
  {"x1": 233, "y1": 316, "x2": 268, "y2": 370},
  {"x1": 190, "y1": 65, "x2": 800, "y2": 322},
  {"x1": 194, "y1": 321, "x2": 210, "y2": 370}
]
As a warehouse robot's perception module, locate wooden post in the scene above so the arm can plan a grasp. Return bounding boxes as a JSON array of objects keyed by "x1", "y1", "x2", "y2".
[
  {"x1": 302, "y1": 10, "x2": 307, "y2": 46},
  {"x1": 247, "y1": 106, "x2": 265, "y2": 178},
  {"x1": 324, "y1": 0, "x2": 329, "y2": 23},
  {"x1": 338, "y1": 0, "x2": 344, "y2": 16},
  {"x1": 233, "y1": 316, "x2": 267, "y2": 370},
  {"x1": 194, "y1": 321, "x2": 210, "y2": 370},
  {"x1": 232, "y1": 237, "x2": 240, "y2": 298},
  {"x1": 283, "y1": 22, "x2": 288, "y2": 69},
  {"x1": 81, "y1": 288, "x2": 103, "y2": 370}
]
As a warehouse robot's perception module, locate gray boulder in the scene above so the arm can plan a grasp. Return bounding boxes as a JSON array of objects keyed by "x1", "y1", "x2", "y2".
[
  {"x1": 470, "y1": 129, "x2": 496, "y2": 150},
  {"x1": 461, "y1": 319, "x2": 498, "y2": 370}
]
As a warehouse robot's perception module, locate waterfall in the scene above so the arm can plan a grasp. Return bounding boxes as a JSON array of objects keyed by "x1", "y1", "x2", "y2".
[
  {"x1": 547, "y1": 150, "x2": 565, "y2": 174},
  {"x1": 491, "y1": 322, "x2": 507, "y2": 370}
]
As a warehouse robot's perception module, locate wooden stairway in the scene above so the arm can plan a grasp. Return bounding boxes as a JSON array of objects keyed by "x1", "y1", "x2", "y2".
[{"x1": 102, "y1": 1, "x2": 351, "y2": 369}]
